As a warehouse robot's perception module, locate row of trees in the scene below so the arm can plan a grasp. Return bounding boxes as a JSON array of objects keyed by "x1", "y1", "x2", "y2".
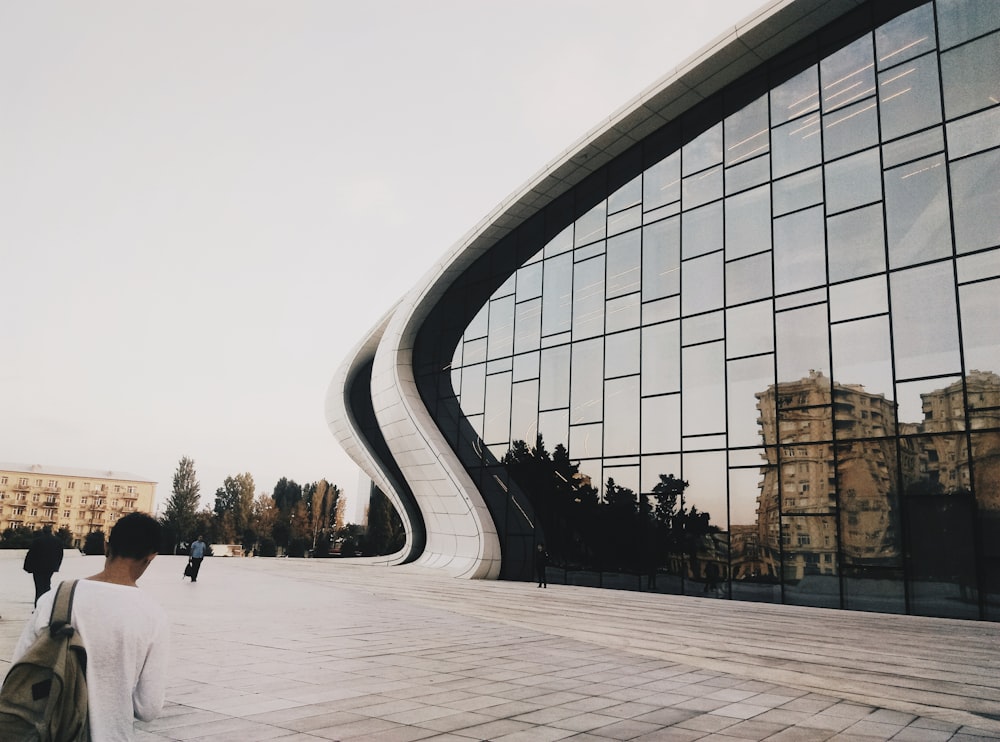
[
  {"x1": 503, "y1": 436, "x2": 719, "y2": 574},
  {"x1": 158, "y1": 457, "x2": 405, "y2": 559},
  {"x1": 159, "y1": 457, "x2": 346, "y2": 557}
]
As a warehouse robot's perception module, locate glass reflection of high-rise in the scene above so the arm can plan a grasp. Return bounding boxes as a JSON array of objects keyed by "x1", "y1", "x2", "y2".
[{"x1": 439, "y1": 0, "x2": 1000, "y2": 619}]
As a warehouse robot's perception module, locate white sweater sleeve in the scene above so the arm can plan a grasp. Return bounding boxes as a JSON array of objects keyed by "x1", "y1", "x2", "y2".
[{"x1": 132, "y1": 610, "x2": 170, "y2": 722}]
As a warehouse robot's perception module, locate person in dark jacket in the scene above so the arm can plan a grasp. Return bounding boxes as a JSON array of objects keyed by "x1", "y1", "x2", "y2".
[
  {"x1": 535, "y1": 543, "x2": 548, "y2": 588},
  {"x1": 23, "y1": 525, "x2": 65, "y2": 605}
]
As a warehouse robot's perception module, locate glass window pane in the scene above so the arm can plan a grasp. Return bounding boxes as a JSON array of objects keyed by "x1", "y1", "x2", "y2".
[
  {"x1": 575, "y1": 201, "x2": 607, "y2": 248},
  {"x1": 682, "y1": 166, "x2": 723, "y2": 209},
  {"x1": 681, "y1": 253, "x2": 724, "y2": 315},
  {"x1": 832, "y1": 315, "x2": 894, "y2": 409},
  {"x1": 726, "y1": 93, "x2": 770, "y2": 165},
  {"x1": 608, "y1": 206, "x2": 641, "y2": 237},
  {"x1": 512, "y1": 351, "x2": 539, "y2": 382},
  {"x1": 463, "y1": 336, "x2": 487, "y2": 365},
  {"x1": 827, "y1": 204, "x2": 886, "y2": 282},
  {"x1": 682, "y1": 342, "x2": 725, "y2": 436},
  {"x1": 570, "y1": 423, "x2": 603, "y2": 459},
  {"x1": 538, "y1": 409, "x2": 568, "y2": 452},
  {"x1": 957, "y1": 248, "x2": 1000, "y2": 283},
  {"x1": 890, "y1": 263, "x2": 962, "y2": 379},
  {"x1": 882, "y1": 127, "x2": 944, "y2": 168},
  {"x1": 825, "y1": 147, "x2": 882, "y2": 214},
  {"x1": 725, "y1": 185, "x2": 771, "y2": 260},
  {"x1": 726, "y1": 300, "x2": 774, "y2": 359},
  {"x1": 642, "y1": 321, "x2": 680, "y2": 396},
  {"x1": 609, "y1": 175, "x2": 642, "y2": 214},
  {"x1": 510, "y1": 380, "x2": 538, "y2": 446},
  {"x1": 771, "y1": 66, "x2": 820, "y2": 125},
  {"x1": 460, "y1": 362, "x2": 486, "y2": 415},
  {"x1": 774, "y1": 206, "x2": 826, "y2": 295},
  {"x1": 937, "y1": 0, "x2": 1000, "y2": 49},
  {"x1": 823, "y1": 98, "x2": 879, "y2": 160},
  {"x1": 946, "y1": 105, "x2": 1000, "y2": 159},
  {"x1": 642, "y1": 395, "x2": 680, "y2": 454},
  {"x1": 683, "y1": 311, "x2": 724, "y2": 346},
  {"x1": 960, "y1": 278, "x2": 1000, "y2": 373},
  {"x1": 484, "y1": 372, "x2": 512, "y2": 446},
  {"x1": 606, "y1": 231, "x2": 641, "y2": 299},
  {"x1": 539, "y1": 345, "x2": 570, "y2": 410},
  {"x1": 570, "y1": 339, "x2": 604, "y2": 424},
  {"x1": 683, "y1": 122, "x2": 723, "y2": 175},
  {"x1": 642, "y1": 217, "x2": 680, "y2": 301},
  {"x1": 542, "y1": 253, "x2": 573, "y2": 336},
  {"x1": 682, "y1": 202, "x2": 723, "y2": 259},
  {"x1": 605, "y1": 330, "x2": 640, "y2": 378},
  {"x1": 875, "y1": 4, "x2": 936, "y2": 70},
  {"x1": 572, "y1": 256, "x2": 605, "y2": 340},
  {"x1": 605, "y1": 377, "x2": 640, "y2": 456},
  {"x1": 726, "y1": 252, "x2": 773, "y2": 305},
  {"x1": 772, "y1": 115, "x2": 822, "y2": 178},
  {"x1": 941, "y1": 31, "x2": 1000, "y2": 118},
  {"x1": 514, "y1": 298, "x2": 542, "y2": 355},
  {"x1": 606, "y1": 292, "x2": 641, "y2": 333},
  {"x1": 725, "y1": 154, "x2": 770, "y2": 195},
  {"x1": 728, "y1": 354, "x2": 774, "y2": 447},
  {"x1": 885, "y1": 154, "x2": 952, "y2": 268},
  {"x1": 544, "y1": 224, "x2": 573, "y2": 258},
  {"x1": 829, "y1": 275, "x2": 888, "y2": 322},
  {"x1": 878, "y1": 53, "x2": 943, "y2": 141},
  {"x1": 773, "y1": 167, "x2": 822, "y2": 216},
  {"x1": 516, "y1": 262, "x2": 543, "y2": 302},
  {"x1": 776, "y1": 304, "x2": 831, "y2": 382},
  {"x1": 821, "y1": 35, "x2": 876, "y2": 113},
  {"x1": 643, "y1": 151, "x2": 680, "y2": 211},
  {"x1": 951, "y1": 149, "x2": 1000, "y2": 254}
]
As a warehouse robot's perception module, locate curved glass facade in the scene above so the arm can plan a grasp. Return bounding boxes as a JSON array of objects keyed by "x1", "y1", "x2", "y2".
[{"x1": 425, "y1": 0, "x2": 1000, "y2": 619}]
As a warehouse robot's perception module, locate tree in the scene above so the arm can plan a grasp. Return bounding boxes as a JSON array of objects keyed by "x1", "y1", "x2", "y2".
[
  {"x1": 214, "y1": 473, "x2": 255, "y2": 544},
  {"x1": 306, "y1": 479, "x2": 339, "y2": 552},
  {"x1": 83, "y1": 530, "x2": 105, "y2": 556},
  {"x1": 366, "y1": 488, "x2": 405, "y2": 556},
  {"x1": 161, "y1": 456, "x2": 201, "y2": 552}
]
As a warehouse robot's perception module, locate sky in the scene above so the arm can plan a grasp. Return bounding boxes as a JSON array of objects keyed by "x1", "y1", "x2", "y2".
[{"x1": 1, "y1": 0, "x2": 759, "y2": 523}]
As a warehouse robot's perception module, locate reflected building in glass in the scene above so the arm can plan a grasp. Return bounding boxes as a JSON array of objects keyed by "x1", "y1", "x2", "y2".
[{"x1": 328, "y1": 0, "x2": 1000, "y2": 620}]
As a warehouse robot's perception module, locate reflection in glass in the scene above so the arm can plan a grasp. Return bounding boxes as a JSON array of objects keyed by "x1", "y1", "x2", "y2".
[
  {"x1": 682, "y1": 202, "x2": 723, "y2": 259},
  {"x1": 683, "y1": 311, "x2": 723, "y2": 346},
  {"x1": 570, "y1": 423, "x2": 603, "y2": 459},
  {"x1": 827, "y1": 204, "x2": 886, "y2": 282},
  {"x1": 875, "y1": 3, "x2": 936, "y2": 70},
  {"x1": 682, "y1": 167, "x2": 723, "y2": 210},
  {"x1": 960, "y1": 278, "x2": 1000, "y2": 373},
  {"x1": 642, "y1": 395, "x2": 680, "y2": 454},
  {"x1": 941, "y1": 32, "x2": 1000, "y2": 118},
  {"x1": 641, "y1": 322, "x2": 680, "y2": 396},
  {"x1": 683, "y1": 122, "x2": 723, "y2": 175},
  {"x1": 773, "y1": 167, "x2": 821, "y2": 216},
  {"x1": 605, "y1": 377, "x2": 640, "y2": 457},
  {"x1": 829, "y1": 276, "x2": 887, "y2": 322},
  {"x1": 726, "y1": 93, "x2": 769, "y2": 165},
  {"x1": 642, "y1": 217, "x2": 680, "y2": 301},
  {"x1": 484, "y1": 372, "x2": 512, "y2": 447},
  {"x1": 539, "y1": 345, "x2": 570, "y2": 410},
  {"x1": 682, "y1": 342, "x2": 725, "y2": 436},
  {"x1": 570, "y1": 339, "x2": 603, "y2": 424},
  {"x1": 771, "y1": 66, "x2": 819, "y2": 125},
  {"x1": 891, "y1": 263, "x2": 961, "y2": 380},
  {"x1": 831, "y1": 316, "x2": 893, "y2": 430},
  {"x1": 937, "y1": 0, "x2": 1000, "y2": 49},
  {"x1": 643, "y1": 151, "x2": 680, "y2": 211},
  {"x1": 946, "y1": 105, "x2": 1000, "y2": 160},
  {"x1": 950, "y1": 149, "x2": 1000, "y2": 255},
  {"x1": 825, "y1": 147, "x2": 882, "y2": 214},
  {"x1": 774, "y1": 206, "x2": 825, "y2": 295},
  {"x1": 771, "y1": 115, "x2": 821, "y2": 178},
  {"x1": 726, "y1": 252, "x2": 773, "y2": 306},
  {"x1": 542, "y1": 253, "x2": 573, "y2": 336},
  {"x1": 725, "y1": 185, "x2": 771, "y2": 260},
  {"x1": 776, "y1": 304, "x2": 830, "y2": 382},
  {"x1": 606, "y1": 293, "x2": 641, "y2": 333},
  {"x1": 681, "y1": 253, "x2": 723, "y2": 316},
  {"x1": 572, "y1": 256, "x2": 605, "y2": 340},
  {"x1": 575, "y1": 201, "x2": 607, "y2": 247},
  {"x1": 726, "y1": 300, "x2": 774, "y2": 359},
  {"x1": 878, "y1": 53, "x2": 943, "y2": 141},
  {"x1": 882, "y1": 127, "x2": 943, "y2": 168},
  {"x1": 605, "y1": 330, "x2": 640, "y2": 378},
  {"x1": 885, "y1": 154, "x2": 951, "y2": 268},
  {"x1": 510, "y1": 380, "x2": 539, "y2": 447},
  {"x1": 728, "y1": 354, "x2": 773, "y2": 448},
  {"x1": 513, "y1": 298, "x2": 541, "y2": 355}
]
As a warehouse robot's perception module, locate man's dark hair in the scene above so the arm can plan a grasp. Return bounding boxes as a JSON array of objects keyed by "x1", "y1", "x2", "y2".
[{"x1": 107, "y1": 513, "x2": 161, "y2": 559}]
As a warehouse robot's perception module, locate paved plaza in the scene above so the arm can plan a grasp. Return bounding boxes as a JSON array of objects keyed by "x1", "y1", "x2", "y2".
[{"x1": 2, "y1": 553, "x2": 999, "y2": 741}]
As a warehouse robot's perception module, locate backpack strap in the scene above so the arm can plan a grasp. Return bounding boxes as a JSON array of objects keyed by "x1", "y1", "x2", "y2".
[{"x1": 48, "y1": 580, "x2": 78, "y2": 638}]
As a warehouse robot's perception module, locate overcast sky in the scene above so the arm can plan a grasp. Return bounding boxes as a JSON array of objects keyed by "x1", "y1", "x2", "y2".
[{"x1": 1, "y1": 0, "x2": 759, "y2": 521}]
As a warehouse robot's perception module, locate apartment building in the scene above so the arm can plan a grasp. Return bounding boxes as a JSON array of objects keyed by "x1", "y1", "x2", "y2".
[{"x1": 0, "y1": 463, "x2": 156, "y2": 548}]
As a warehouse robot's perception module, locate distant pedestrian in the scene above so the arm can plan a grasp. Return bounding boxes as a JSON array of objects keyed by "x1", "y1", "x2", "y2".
[
  {"x1": 23, "y1": 525, "x2": 65, "y2": 606},
  {"x1": 535, "y1": 543, "x2": 548, "y2": 588},
  {"x1": 187, "y1": 535, "x2": 207, "y2": 582}
]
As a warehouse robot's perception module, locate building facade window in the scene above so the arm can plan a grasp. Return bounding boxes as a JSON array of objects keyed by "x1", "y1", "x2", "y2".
[{"x1": 422, "y1": 0, "x2": 1000, "y2": 620}]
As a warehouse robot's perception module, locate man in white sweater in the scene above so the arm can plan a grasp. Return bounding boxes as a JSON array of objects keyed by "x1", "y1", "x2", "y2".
[{"x1": 13, "y1": 512, "x2": 170, "y2": 742}]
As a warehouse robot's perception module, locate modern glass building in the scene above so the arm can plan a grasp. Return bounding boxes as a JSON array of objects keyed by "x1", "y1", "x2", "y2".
[{"x1": 328, "y1": 0, "x2": 1000, "y2": 620}]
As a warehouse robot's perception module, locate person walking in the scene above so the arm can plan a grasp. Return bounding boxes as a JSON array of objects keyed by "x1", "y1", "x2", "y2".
[
  {"x1": 188, "y1": 535, "x2": 207, "y2": 582},
  {"x1": 12, "y1": 512, "x2": 170, "y2": 741},
  {"x1": 23, "y1": 525, "x2": 65, "y2": 606},
  {"x1": 535, "y1": 542, "x2": 548, "y2": 588}
]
